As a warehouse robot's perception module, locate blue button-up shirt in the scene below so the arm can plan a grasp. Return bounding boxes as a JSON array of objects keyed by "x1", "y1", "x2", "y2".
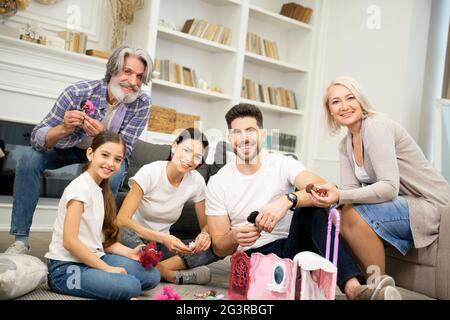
[{"x1": 31, "y1": 79, "x2": 150, "y2": 169}]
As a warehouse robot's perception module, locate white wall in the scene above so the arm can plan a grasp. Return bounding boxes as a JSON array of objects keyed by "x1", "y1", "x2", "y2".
[
  {"x1": 308, "y1": 0, "x2": 432, "y2": 184},
  {"x1": 419, "y1": 0, "x2": 450, "y2": 160}
]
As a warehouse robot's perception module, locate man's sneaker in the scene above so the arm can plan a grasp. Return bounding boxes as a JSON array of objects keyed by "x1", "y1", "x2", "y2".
[
  {"x1": 4, "y1": 241, "x2": 30, "y2": 255},
  {"x1": 175, "y1": 266, "x2": 212, "y2": 285}
]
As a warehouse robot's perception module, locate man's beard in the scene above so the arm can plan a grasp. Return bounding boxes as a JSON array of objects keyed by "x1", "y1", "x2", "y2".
[
  {"x1": 110, "y1": 79, "x2": 141, "y2": 104},
  {"x1": 234, "y1": 141, "x2": 260, "y2": 164}
]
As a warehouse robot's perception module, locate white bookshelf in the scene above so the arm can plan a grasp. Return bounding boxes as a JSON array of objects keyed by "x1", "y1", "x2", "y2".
[
  {"x1": 124, "y1": 0, "x2": 320, "y2": 160},
  {"x1": 152, "y1": 78, "x2": 233, "y2": 101},
  {"x1": 157, "y1": 26, "x2": 238, "y2": 53}
]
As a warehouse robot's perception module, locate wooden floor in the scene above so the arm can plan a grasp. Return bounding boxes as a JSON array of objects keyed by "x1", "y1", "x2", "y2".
[{"x1": 0, "y1": 232, "x2": 433, "y2": 300}]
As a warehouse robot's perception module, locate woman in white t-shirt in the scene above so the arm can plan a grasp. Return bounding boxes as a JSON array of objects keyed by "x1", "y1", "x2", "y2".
[
  {"x1": 45, "y1": 131, "x2": 160, "y2": 300},
  {"x1": 117, "y1": 128, "x2": 221, "y2": 285}
]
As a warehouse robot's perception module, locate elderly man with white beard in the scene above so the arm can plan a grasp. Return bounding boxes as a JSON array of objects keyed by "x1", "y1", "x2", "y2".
[{"x1": 5, "y1": 46, "x2": 153, "y2": 255}]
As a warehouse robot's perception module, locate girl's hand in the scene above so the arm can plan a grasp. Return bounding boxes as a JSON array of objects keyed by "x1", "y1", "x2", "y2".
[
  {"x1": 104, "y1": 265, "x2": 127, "y2": 274},
  {"x1": 163, "y1": 234, "x2": 193, "y2": 255},
  {"x1": 194, "y1": 232, "x2": 211, "y2": 253},
  {"x1": 129, "y1": 244, "x2": 146, "y2": 261},
  {"x1": 309, "y1": 183, "x2": 340, "y2": 207}
]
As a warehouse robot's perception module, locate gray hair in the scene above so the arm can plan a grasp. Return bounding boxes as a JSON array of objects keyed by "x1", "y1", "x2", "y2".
[
  {"x1": 323, "y1": 76, "x2": 377, "y2": 135},
  {"x1": 105, "y1": 46, "x2": 153, "y2": 85}
]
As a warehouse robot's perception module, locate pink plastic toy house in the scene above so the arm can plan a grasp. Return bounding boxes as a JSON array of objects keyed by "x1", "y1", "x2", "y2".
[{"x1": 229, "y1": 207, "x2": 340, "y2": 300}]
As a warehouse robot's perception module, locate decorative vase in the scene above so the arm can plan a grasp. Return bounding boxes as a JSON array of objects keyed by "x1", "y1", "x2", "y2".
[{"x1": 0, "y1": 0, "x2": 18, "y2": 17}]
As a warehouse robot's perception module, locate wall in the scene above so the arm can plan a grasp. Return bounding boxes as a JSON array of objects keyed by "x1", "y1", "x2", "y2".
[
  {"x1": 418, "y1": 0, "x2": 450, "y2": 160},
  {"x1": 308, "y1": 0, "x2": 432, "y2": 184}
]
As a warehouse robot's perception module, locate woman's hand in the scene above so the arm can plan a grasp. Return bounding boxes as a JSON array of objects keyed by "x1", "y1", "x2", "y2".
[
  {"x1": 194, "y1": 232, "x2": 211, "y2": 253},
  {"x1": 309, "y1": 183, "x2": 340, "y2": 207},
  {"x1": 163, "y1": 234, "x2": 193, "y2": 255},
  {"x1": 103, "y1": 265, "x2": 127, "y2": 274}
]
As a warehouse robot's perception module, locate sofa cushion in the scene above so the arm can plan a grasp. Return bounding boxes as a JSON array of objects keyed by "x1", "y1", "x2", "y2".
[
  {"x1": 385, "y1": 240, "x2": 438, "y2": 267},
  {"x1": 126, "y1": 139, "x2": 171, "y2": 185}
]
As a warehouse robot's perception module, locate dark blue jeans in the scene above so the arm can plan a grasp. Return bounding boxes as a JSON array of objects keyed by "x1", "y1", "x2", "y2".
[
  {"x1": 245, "y1": 207, "x2": 365, "y2": 292},
  {"x1": 10, "y1": 146, "x2": 125, "y2": 236}
]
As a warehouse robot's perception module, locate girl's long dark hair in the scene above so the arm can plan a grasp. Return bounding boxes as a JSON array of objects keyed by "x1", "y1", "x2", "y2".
[
  {"x1": 88, "y1": 131, "x2": 125, "y2": 248},
  {"x1": 168, "y1": 128, "x2": 209, "y2": 167}
]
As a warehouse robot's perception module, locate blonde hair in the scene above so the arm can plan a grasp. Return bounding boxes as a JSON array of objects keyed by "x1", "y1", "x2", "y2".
[{"x1": 323, "y1": 76, "x2": 377, "y2": 135}]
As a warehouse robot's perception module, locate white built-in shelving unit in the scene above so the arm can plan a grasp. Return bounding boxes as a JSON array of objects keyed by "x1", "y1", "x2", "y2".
[{"x1": 125, "y1": 0, "x2": 321, "y2": 161}]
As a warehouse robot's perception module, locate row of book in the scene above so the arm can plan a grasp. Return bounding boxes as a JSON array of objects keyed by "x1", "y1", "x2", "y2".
[
  {"x1": 246, "y1": 32, "x2": 280, "y2": 60},
  {"x1": 181, "y1": 19, "x2": 232, "y2": 46},
  {"x1": 57, "y1": 31, "x2": 88, "y2": 53},
  {"x1": 241, "y1": 78, "x2": 298, "y2": 109},
  {"x1": 154, "y1": 59, "x2": 199, "y2": 88},
  {"x1": 264, "y1": 132, "x2": 297, "y2": 153},
  {"x1": 279, "y1": 2, "x2": 313, "y2": 24}
]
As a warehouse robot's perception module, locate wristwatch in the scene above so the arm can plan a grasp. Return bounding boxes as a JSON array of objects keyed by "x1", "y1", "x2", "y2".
[{"x1": 285, "y1": 192, "x2": 298, "y2": 211}]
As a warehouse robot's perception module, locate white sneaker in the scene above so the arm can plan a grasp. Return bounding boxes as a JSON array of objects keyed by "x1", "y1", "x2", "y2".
[{"x1": 4, "y1": 241, "x2": 30, "y2": 255}]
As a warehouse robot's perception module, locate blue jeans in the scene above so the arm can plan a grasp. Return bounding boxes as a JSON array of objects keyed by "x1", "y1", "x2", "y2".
[
  {"x1": 245, "y1": 207, "x2": 365, "y2": 292},
  {"x1": 10, "y1": 146, "x2": 126, "y2": 237},
  {"x1": 120, "y1": 227, "x2": 222, "y2": 269},
  {"x1": 353, "y1": 197, "x2": 413, "y2": 255},
  {"x1": 47, "y1": 254, "x2": 160, "y2": 300}
]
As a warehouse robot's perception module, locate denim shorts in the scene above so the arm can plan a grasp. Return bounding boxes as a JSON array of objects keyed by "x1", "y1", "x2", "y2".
[
  {"x1": 353, "y1": 196, "x2": 413, "y2": 255},
  {"x1": 120, "y1": 227, "x2": 222, "y2": 269}
]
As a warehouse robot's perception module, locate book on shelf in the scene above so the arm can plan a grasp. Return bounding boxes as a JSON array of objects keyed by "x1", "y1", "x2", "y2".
[
  {"x1": 241, "y1": 78, "x2": 298, "y2": 109},
  {"x1": 85, "y1": 49, "x2": 111, "y2": 60},
  {"x1": 57, "y1": 31, "x2": 88, "y2": 53},
  {"x1": 279, "y1": 2, "x2": 313, "y2": 24},
  {"x1": 180, "y1": 18, "x2": 232, "y2": 46},
  {"x1": 246, "y1": 32, "x2": 280, "y2": 60}
]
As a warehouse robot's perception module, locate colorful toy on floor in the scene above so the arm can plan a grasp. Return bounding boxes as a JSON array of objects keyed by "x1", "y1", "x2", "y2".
[
  {"x1": 229, "y1": 207, "x2": 340, "y2": 300},
  {"x1": 138, "y1": 242, "x2": 163, "y2": 268},
  {"x1": 80, "y1": 99, "x2": 95, "y2": 115},
  {"x1": 154, "y1": 285, "x2": 181, "y2": 300},
  {"x1": 194, "y1": 290, "x2": 224, "y2": 300}
]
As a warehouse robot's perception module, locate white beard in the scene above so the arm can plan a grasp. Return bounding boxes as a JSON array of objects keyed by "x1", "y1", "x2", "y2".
[{"x1": 110, "y1": 80, "x2": 141, "y2": 104}]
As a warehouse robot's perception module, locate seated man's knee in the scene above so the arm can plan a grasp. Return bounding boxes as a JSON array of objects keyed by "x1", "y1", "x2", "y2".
[{"x1": 16, "y1": 148, "x2": 44, "y2": 174}]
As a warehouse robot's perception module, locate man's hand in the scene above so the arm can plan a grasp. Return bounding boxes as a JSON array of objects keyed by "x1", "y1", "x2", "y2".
[
  {"x1": 82, "y1": 116, "x2": 105, "y2": 137},
  {"x1": 63, "y1": 110, "x2": 86, "y2": 134},
  {"x1": 255, "y1": 196, "x2": 292, "y2": 233},
  {"x1": 230, "y1": 225, "x2": 261, "y2": 248}
]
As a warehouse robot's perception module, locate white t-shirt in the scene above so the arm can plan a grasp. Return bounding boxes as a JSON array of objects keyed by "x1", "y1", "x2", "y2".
[
  {"x1": 45, "y1": 172, "x2": 106, "y2": 262},
  {"x1": 206, "y1": 151, "x2": 305, "y2": 251},
  {"x1": 130, "y1": 161, "x2": 206, "y2": 234},
  {"x1": 352, "y1": 153, "x2": 374, "y2": 185}
]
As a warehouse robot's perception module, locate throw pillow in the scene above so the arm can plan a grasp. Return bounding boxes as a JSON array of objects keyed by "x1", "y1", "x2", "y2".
[{"x1": 0, "y1": 254, "x2": 48, "y2": 300}]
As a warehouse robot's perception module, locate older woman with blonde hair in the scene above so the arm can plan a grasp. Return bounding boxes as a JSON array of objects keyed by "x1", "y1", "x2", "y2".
[{"x1": 311, "y1": 76, "x2": 450, "y2": 294}]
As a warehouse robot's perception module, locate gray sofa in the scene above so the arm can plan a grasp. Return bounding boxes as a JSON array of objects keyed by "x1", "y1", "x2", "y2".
[
  {"x1": 386, "y1": 202, "x2": 450, "y2": 299},
  {"x1": 117, "y1": 139, "x2": 229, "y2": 239}
]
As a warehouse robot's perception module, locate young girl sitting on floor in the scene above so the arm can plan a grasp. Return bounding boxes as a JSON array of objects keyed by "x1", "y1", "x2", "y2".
[{"x1": 45, "y1": 131, "x2": 160, "y2": 300}]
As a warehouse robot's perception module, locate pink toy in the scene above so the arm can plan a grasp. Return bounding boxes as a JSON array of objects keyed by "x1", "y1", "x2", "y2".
[
  {"x1": 80, "y1": 99, "x2": 95, "y2": 115},
  {"x1": 154, "y1": 285, "x2": 181, "y2": 300},
  {"x1": 139, "y1": 242, "x2": 164, "y2": 268},
  {"x1": 228, "y1": 207, "x2": 340, "y2": 300}
]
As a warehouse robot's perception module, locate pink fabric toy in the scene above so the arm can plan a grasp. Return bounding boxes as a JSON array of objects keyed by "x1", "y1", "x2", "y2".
[
  {"x1": 154, "y1": 285, "x2": 181, "y2": 300},
  {"x1": 138, "y1": 242, "x2": 163, "y2": 268},
  {"x1": 80, "y1": 99, "x2": 95, "y2": 115}
]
